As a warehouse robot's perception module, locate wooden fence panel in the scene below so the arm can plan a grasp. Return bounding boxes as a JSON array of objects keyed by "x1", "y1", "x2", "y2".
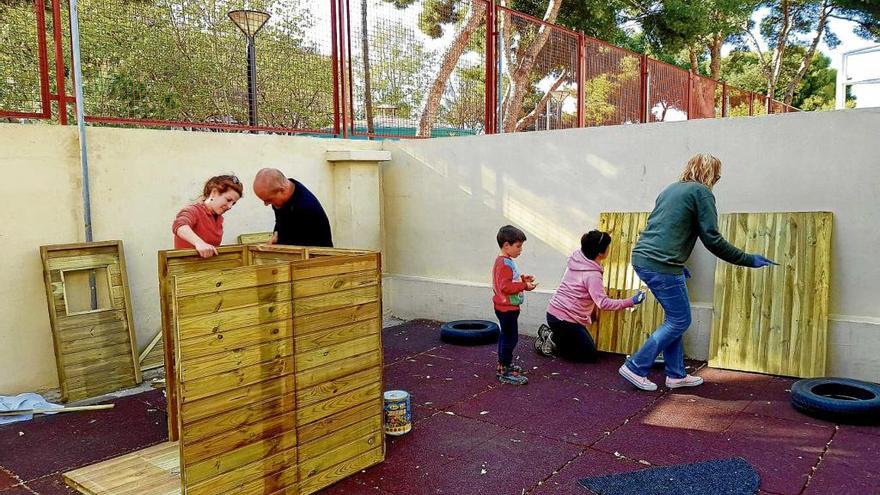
[
  {"x1": 709, "y1": 212, "x2": 832, "y2": 377},
  {"x1": 595, "y1": 212, "x2": 666, "y2": 355}
]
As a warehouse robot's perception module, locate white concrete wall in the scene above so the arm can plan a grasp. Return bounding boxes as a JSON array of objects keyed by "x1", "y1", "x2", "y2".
[
  {"x1": 0, "y1": 123, "x2": 380, "y2": 394},
  {"x1": 381, "y1": 108, "x2": 880, "y2": 382}
]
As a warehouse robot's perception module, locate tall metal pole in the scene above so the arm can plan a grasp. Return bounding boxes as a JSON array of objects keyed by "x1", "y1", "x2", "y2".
[
  {"x1": 246, "y1": 37, "x2": 258, "y2": 127},
  {"x1": 68, "y1": 0, "x2": 92, "y2": 244}
]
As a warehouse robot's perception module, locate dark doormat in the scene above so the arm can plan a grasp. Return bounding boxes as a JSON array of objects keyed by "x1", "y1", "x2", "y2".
[{"x1": 579, "y1": 457, "x2": 760, "y2": 495}]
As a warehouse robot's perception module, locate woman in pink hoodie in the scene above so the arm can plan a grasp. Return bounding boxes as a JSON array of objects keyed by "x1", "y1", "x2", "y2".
[{"x1": 544, "y1": 230, "x2": 645, "y2": 362}]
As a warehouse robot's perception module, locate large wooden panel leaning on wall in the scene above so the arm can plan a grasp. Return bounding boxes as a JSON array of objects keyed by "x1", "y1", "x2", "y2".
[
  {"x1": 40, "y1": 241, "x2": 141, "y2": 402},
  {"x1": 709, "y1": 212, "x2": 832, "y2": 378},
  {"x1": 594, "y1": 212, "x2": 666, "y2": 356},
  {"x1": 154, "y1": 244, "x2": 383, "y2": 494}
]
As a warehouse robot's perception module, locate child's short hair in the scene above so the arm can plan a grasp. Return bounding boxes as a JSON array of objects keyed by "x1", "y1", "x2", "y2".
[
  {"x1": 497, "y1": 225, "x2": 527, "y2": 248},
  {"x1": 581, "y1": 230, "x2": 612, "y2": 260}
]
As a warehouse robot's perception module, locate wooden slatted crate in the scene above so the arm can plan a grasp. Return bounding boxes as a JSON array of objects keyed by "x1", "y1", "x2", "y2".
[
  {"x1": 40, "y1": 241, "x2": 141, "y2": 402},
  {"x1": 75, "y1": 245, "x2": 386, "y2": 495}
]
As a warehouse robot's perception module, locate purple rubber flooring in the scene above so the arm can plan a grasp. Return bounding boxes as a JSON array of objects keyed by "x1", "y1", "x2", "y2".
[{"x1": 1, "y1": 319, "x2": 877, "y2": 495}]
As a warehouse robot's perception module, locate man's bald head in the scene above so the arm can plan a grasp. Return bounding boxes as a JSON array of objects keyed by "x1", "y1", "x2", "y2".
[{"x1": 253, "y1": 168, "x2": 294, "y2": 208}]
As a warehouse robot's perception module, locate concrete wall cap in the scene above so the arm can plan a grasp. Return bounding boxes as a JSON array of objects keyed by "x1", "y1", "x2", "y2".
[{"x1": 326, "y1": 150, "x2": 392, "y2": 163}]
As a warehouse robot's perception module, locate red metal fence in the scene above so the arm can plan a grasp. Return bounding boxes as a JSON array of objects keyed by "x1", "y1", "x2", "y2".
[{"x1": 0, "y1": 0, "x2": 799, "y2": 138}]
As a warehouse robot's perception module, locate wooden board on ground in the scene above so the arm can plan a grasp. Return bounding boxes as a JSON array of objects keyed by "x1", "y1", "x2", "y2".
[
  {"x1": 40, "y1": 241, "x2": 141, "y2": 402},
  {"x1": 63, "y1": 441, "x2": 181, "y2": 495},
  {"x1": 139, "y1": 331, "x2": 165, "y2": 371},
  {"x1": 709, "y1": 212, "x2": 832, "y2": 378},
  {"x1": 595, "y1": 212, "x2": 666, "y2": 355}
]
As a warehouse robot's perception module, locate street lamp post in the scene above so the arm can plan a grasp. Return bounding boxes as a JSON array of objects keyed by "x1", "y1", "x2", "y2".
[{"x1": 228, "y1": 9, "x2": 271, "y2": 128}]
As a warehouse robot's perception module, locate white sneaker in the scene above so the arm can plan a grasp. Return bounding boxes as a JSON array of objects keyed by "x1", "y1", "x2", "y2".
[
  {"x1": 666, "y1": 374, "x2": 704, "y2": 389},
  {"x1": 619, "y1": 364, "x2": 658, "y2": 391}
]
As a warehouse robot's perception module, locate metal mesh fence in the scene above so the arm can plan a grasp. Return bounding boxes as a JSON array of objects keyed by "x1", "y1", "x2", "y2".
[
  {"x1": 1, "y1": 0, "x2": 49, "y2": 118},
  {"x1": 2, "y1": 0, "x2": 799, "y2": 135},
  {"x1": 583, "y1": 38, "x2": 640, "y2": 126},
  {"x1": 497, "y1": 7, "x2": 579, "y2": 133},
  {"x1": 75, "y1": 0, "x2": 335, "y2": 132},
  {"x1": 648, "y1": 59, "x2": 688, "y2": 122},
  {"x1": 346, "y1": 0, "x2": 487, "y2": 138}
]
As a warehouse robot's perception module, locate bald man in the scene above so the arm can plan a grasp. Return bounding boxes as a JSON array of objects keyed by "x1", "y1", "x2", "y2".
[{"x1": 253, "y1": 168, "x2": 333, "y2": 247}]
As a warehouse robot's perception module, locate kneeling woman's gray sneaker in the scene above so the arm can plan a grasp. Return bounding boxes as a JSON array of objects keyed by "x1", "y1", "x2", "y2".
[{"x1": 498, "y1": 366, "x2": 528, "y2": 385}]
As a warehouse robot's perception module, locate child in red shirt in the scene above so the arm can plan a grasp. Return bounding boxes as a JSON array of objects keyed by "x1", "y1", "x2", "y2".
[
  {"x1": 172, "y1": 175, "x2": 243, "y2": 257},
  {"x1": 492, "y1": 225, "x2": 537, "y2": 385}
]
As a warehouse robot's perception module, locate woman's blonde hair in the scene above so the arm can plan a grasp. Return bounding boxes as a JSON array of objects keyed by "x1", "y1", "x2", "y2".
[{"x1": 680, "y1": 153, "x2": 722, "y2": 188}]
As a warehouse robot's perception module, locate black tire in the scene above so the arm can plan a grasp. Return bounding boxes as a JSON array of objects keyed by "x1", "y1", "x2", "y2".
[
  {"x1": 790, "y1": 377, "x2": 880, "y2": 424},
  {"x1": 440, "y1": 320, "x2": 499, "y2": 345}
]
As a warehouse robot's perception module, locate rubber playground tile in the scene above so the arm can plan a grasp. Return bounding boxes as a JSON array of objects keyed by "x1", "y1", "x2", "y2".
[
  {"x1": 665, "y1": 381, "x2": 758, "y2": 412},
  {"x1": 742, "y1": 389, "x2": 836, "y2": 426},
  {"x1": 425, "y1": 342, "x2": 499, "y2": 366},
  {"x1": 0, "y1": 470, "x2": 18, "y2": 491},
  {"x1": 593, "y1": 421, "x2": 728, "y2": 467},
  {"x1": 802, "y1": 429, "x2": 880, "y2": 495},
  {"x1": 530, "y1": 448, "x2": 648, "y2": 495},
  {"x1": 838, "y1": 422, "x2": 880, "y2": 438},
  {"x1": 0, "y1": 389, "x2": 168, "y2": 482},
  {"x1": 695, "y1": 367, "x2": 794, "y2": 393},
  {"x1": 447, "y1": 388, "x2": 537, "y2": 428},
  {"x1": 383, "y1": 319, "x2": 446, "y2": 354},
  {"x1": 21, "y1": 474, "x2": 78, "y2": 495},
  {"x1": 427, "y1": 430, "x2": 581, "y2": 495},
  {"x1": 634, "y1": 394, "x2": 740, "y2": 433},
  {"x1": 720, "y1": 413, "x2": 835, "y2": 455},
  {"x1": 0, "y1": 484, "x2": 31, "y2": 494},
  {"x1": 319, "y1": 475, "x2": 389, "y2": 494}
]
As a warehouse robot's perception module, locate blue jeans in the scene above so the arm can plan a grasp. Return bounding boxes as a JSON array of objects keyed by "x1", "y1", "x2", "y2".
[
  {"x1": 625, "y1": 266, "x2": 692, "y2": 379},
  {"x1": 495, "y1": 309, "x2": 519, "y2": 367}
]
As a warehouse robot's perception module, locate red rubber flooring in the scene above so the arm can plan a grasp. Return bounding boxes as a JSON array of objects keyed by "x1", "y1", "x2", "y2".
[{"x1": 1, "y1": 319, "x2": 876, "y2": 495}]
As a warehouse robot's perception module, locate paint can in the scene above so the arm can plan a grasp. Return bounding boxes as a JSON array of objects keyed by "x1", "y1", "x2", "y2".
[{"x1": 383, "y1": 390, "x2": 412, "y2": 436}]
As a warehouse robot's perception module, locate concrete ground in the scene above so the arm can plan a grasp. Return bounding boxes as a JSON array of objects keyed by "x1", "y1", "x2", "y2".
[{"x1": 0, "y1": 319, "x2": 877, "y2": 495}]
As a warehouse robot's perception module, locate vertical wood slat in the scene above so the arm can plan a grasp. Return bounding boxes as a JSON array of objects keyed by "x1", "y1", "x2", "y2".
[
  {"x1": 40, "y1": 241, "x2": 140, "y2": 402},
  {"x1": 709, "y1": 212, "x2": 832, "y2": 377},
  {"x1": 173, "y1": 263, "x2": 298, "y2": 495},
  {"x1": 595, "y1": 212, "x2": 666, "y2": 355}
]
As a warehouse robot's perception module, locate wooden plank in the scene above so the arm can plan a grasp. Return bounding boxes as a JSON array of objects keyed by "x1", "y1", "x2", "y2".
[
  {"x1": 175, "y1": 264, "x2": 290, "y2": 297},
  {"x1": 184, "y1": 432, "x2": 297, "y2": 485},
  {"x1": 293, "y1": 286, "x2": 380, "y2": 317},
  {"x1": 46, "y1": 254, "x2": 118, "y2": 271},
  {"x1": 294, "y1": 319, "x2": 381, "y2": 354},
  {"x1": 63, "y1": 442, "x2": 181, "y2": 495},
  {"x1": 185, "y1": 447, "x2": 296, "y2": 495},
  {"x1": 59, "y1": 319, "x2": 129, "y2": 345},
  {"x1": 297, "y1": 401, "x2": 382, "y2": 445},
  {"x1": 296, "y1": 382, "x2": 382, "y2": 426},
  {"x1": 181, "y1": 356, "x2": 295, "y2": 402},
  {"x1": 296, "y1": 350, "x2": 381, "y2": 390},
  {"x1": 291, "y1": 255, "x2": 379, "y2": 281},
  {"x1": 298, "y1": 415, "x2": 383, "y2": 460},
  {"x1": 183, "y1": 394, "x2": 296, "y2": 445},
  {"x1": 293, "y1": 302, "x2": 380, "y2": 336},
  {"x1": 177, "y1": 302, "x2": 293, "y2": 341},
  {"x1": 184, "y1": 411, "x2": 297, "y2": 465},
  {"x1": 179, "y1": 320, "x2": 294, "y2": 363},
  {"x1": 299, "y1": 447, "x2": 383, "y2": 495},
  {"x1": 295, "y1": 334, "x2": 382, "y2": 372},
  {"x1": 292, "y1": 270, "x2": 378, "y2": 298},
  {"x1": 709, "y1": 212, "x2": 832, "y2": 378},
  {"x1": 299, "y1": 429, "x2": 381, "y2": 481},
  {"x1": 57, "y1": 309, "x2": 126, "y2": 332},
  {"x1": 139, "y1": 331, "x2": 165, "y2": 371},
  {"x1": 181, "y1": 338, "x2": 294, "y2": 383},
  {"x1": 296, "y1": 366, "x2": 382, "y2": 407},
  {"x1": 237, "y1": 232, "x2": 274, "y2": 244},
  {"x1": 62, "y1": 342, "x2": 134, "y2": 366},
  {"x1": 176, "y1": 283, "x2": 292, "y2": 318}
]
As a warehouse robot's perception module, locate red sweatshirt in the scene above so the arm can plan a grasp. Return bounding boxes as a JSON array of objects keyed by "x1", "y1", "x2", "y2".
[
  {"x1": 492, "y1": 255, "x2": 529, "y2": 312},
  {"x1": 172, "y1": 202, "x2": 224, "y2": 249}
]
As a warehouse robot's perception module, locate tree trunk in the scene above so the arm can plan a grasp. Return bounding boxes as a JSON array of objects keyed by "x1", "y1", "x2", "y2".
[
  {"x1": 416, "y1": 6, "x2": 486, "y2": 137},
  {"x1": 361, "y1": 0, "x2": 374, "y2": 136},
  {"x1": 767, "y1": 0, "x2": 792, "y2": 101},
  {"x1": 689, "y1": 47, "x2": 699, "y2": 73},
  {"x1": 708, "y1": 34, "x2": 722, "y2": 80},
  {"x1": 514, "y1": 71, "x2": 568, "y2": 131},
  {"x1": 500, "y1": 0, "x2": 564, "y2": 132},
  {"x1": 782, "y1": 1, "x2": 832, "y2": 106}
]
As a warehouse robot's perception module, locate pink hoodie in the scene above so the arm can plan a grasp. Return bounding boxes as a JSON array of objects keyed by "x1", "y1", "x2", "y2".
[{"x1": 546, "y1": 250, "x2": 634, "y2": 327}]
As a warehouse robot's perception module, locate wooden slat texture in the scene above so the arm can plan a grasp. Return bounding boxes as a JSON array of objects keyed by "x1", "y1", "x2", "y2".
[
  {"x1": 595, "y1": 213, "x2": 666, "y2": 355},
  {"x1": 140, "y1": 332, "x2": 165, "y2": 371},
  {"x1": 40, "y1": 241, "x2": 140, "y2": 403},
  {"x1": 159, "y1": 246, "x2": 248, "y2": 441},
  {"x1": 174, "y1": 263, "x2": 299, "y2": 495},
  {"x1": 238, "y1": 232, "x2": 274, "y2": 244},
  {"x1": 709, "y1": 212, "x2": 832, "y2": 377},
  {"x1": 63, "y1": 442, "x2": 181, "y2": 495}
]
